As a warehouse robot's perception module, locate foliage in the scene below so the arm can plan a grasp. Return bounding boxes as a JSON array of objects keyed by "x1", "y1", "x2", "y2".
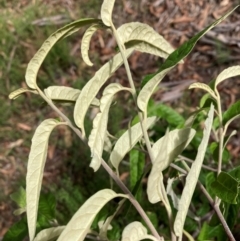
[{"x1": 5, "y1": 1, "x2": 240, "y2": 241}]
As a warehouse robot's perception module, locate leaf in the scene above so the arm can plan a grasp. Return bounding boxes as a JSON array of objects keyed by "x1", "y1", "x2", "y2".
[
  {"x1": 121, "y1": 221, "x2": 158, "y2": 241},
  {"x1": 137, "y1": 67, "x2": 173, "y2": 114},
  {"x1": 9, "y1": 88, "x2": 38, "y2": 99},
  {"x1": 110, "y1": 116, "x2": 156, "y2": 173},
  {"x1": 26, "y1": 119, "x2": 64, "y2": 241},
  {"x1": 129, "y1": 149, "x2": 145, "y2": 201},
  {"x1": 215, "y1": 65, "x2": 240, "y2": 90},
  {"x1": 174, "y1": 104, "x2": 214, "y2": 238},
  {"x1": 211, "y1": 172, "x2": 239, "y2": 204},
  {"x1": 2, "y1": 218, "x2": 28, "y2": 241},
  {"x1": 101, "y1": 0, "x2": 115, "y2": 26},
  {"x1": 147, "y1": 128, "x2": 196, "y2": 204},
  {"x1": 25, "y1": 18, "x2": 101, "y2": 89},
  {"x1": 117, "y1": 22, "x2": 174, "y2": 59},
  {"x1": 10, "y1": 186, "x2": 26, "y2": 208},
  {"x1": 222, "y1": 100, "x2": 240, "y2": 126},
  {"x1": 74, "y1": 48, "x2": 134, "y2": 136},
  {"x1": 57, "y1": 189, "x2": 127, "y2": 241},
  {"x1": 198, "y1": 223, "x2": 226, "y2": 241},
  {"x1": 44, "y1": 86, "x2": 100, "y2": 106},
  {"x1": 189, "y1": 82, "x2": 217, "y2": 100},
  {"x1": 33, "y1": 226, "x2": 65, "y2": 241},
  {"x1": 167, "y1": 178, "x2": 180, "y2": 210},
  {"x1": 88, "y1": 83, "x2": 131, "y2": 172},
  {"x1": 137, "y1": 6, "x2": 238, "y2": 114},
  {"x1": 209, "y1": 142, "x2": 230, "y2": 164},
  {"x1": 148, "y1": 101, "x2": 185, "y2": 127},
  {"x1": 38, "y1": 193, "x2": 56, "y2": 220},
  {"x1": 81, "y1": 24, "x2": 106, "y2": 66}
]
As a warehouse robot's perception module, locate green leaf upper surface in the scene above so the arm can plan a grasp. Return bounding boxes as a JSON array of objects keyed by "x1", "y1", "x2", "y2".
[
  {"x1": 198, "y1": 223, "x2": 226, "y2": 241},
  {"x1": 57, "y1": 189, "x2": 127, "y2": 241},
  {"x1": 215, "y1": 65, "x2": 240, "y2": 90},
  {"x1": 33, "y1": 226, "x2": 65, "y2": 241},
  {"x1": 110, "y1": 116, "x2": 156, "y2": 174},
  {"x1": 101, "y1": 0, "x2": 115, "y2": 26},
  {"x1": 137, "y1": 6, "x2": 237, "y2": 114},
  {"x1": 117, "y1": 22, "x2": 174, "y2": 59},
  {"x1": 25, "y1": 18, "x2": 101, "y2": 89},
  {"x1": 26, "y1": 119, "x2": 64, "y2": 241},
  {"x1": 73, "y1": 48, "x2": 134, "y2": 136},
  {"x1": 88, "y1": 83, "x2": 131, "y2": 172},
  {"x1": 147, "y1": 128, "x2": 196, "y2": 204},
  {"x1": 174, "y1": 104, "x2": 214, "y2": 238},
  {"x1": 2, "y1": 218, "x2": 28, "y2": 241},
  {"x1": 148, "y1": 101, "x2": 185, "y2": 127},
  {"x1": 222, "y1": 99, "x2": 240, "y2": 126},
  {"x1": 44, "y1": 86, "x2": 100, "y2": 106},
  {"x1": 211, "y1": 172, "x2": 239, "y2": 204},
  {"x1": 10, "y1": 186, "x2": 26, "y2": 208}
]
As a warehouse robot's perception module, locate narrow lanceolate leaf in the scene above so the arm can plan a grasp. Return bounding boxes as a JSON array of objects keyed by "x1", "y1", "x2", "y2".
[
  {"x1": 137, "y1": 67, "x2": 173, "y2": 114},
  {"x1": 9, "y1": 88, "x2": 38, "y2": 99},
  {"x1": 88, "y1": 83, "x2": 131, "y2": 172},
  {"x1": 147, "y1": 128, "x2": 196, "y2": 204},
  {"x1": 81, "y1": 24, "x2": 106, "y2": 66},
  {"x1": 101, "y1": 0, "x2": 115, "y2": 26},
  {"x1": 57, "y1": 189, "x2": 127, "y2": 241},
  {"x1": 26, "y1": 119, "x2": 64, "y2": 241},
  {"x1": 110, "y1": 116, "x2": 156, "y2": 173},
  {"x1": 222, "y1": 100, "x2": 240, "y2": 126},
  {"x1": 74, "y1": 48, "x2": 134, "y2": 136},
  {"x1": 117, "y1": 22, "x2": 174, "y2": 59},
  {"x1": 121, "y1": 222, "x2": 158, "y2": 241},
  {"x1": 33, "y1": 226, "x2": 65, "y2": 241},
  {"x1": 137, "y1": 6, "x2": 237, "y2": 114},
  {"x1": 44, "y1": 86, "x2": 100, "y2": 106},
  {"x1": 215, "y1": 65, "x2": 240, "y2": 91},
  {"x1": 189, "y1": 82, "x2": 217, "y2": 100},
  {"x1": 174, "y1": 104, "x2": 214, "y2": 238},
  {"x1": 25, "y1": 18, "x2": 101, "y2": 89}
]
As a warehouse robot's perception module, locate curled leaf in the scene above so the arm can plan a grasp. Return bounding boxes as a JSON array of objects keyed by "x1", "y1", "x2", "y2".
[
  {"x1": 44, "y1": 86, "x2": 100, "y2": 106},
  {"x1": 25, "y1": 18, "x2": 101, "y2": 89},
  {"x1": 215, "y1": 65, "x2": 240, "y2": 90},
  {"x1": 81, "y1": 24, "x2": 106, "y2": 66},
  {"x1": 57, "y1": 189, "x2": 127, "y2": 241},
  {"x1": 110, "y1": 116, "x2": 156, "y2": 173},
  {"x1": 174, "y1": 104, "x2": 214, "y2": 238},
  {"x1": 101, "y1": 0, "x2": 115, "y2": 26},
  {"x1": 33, "y1": 226, "x2": 65, "y2": 241},
  {"x1": 88, "y1": 83, "x2": 131, "y2": 171},
  {"x1": 121, "y1": 221, "x2": 158, "y2": 241},
  {"x1": 9, "y1": 88, "x2": 38, "y2": 99},
  {"x1": 74, "y1": 48, "x2": 134, "y2": 136},
  {"x1": 117, "y1": 22, "x2": 174, "y2": 59},
  {"x1": 189, "y1": 82, "x2": 217, "y2": 100},
  {"x1": 147, "y1": 128, "x2": 196, "y2": 203},
  {"x1": 137, "y1": 67, "x2": 173, "y2": 114},
  {"x1": 26, "y1": 119, "x2": 64, "y2": 241}
]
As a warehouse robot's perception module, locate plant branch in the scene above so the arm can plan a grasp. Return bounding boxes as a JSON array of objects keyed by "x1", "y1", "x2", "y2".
[
  {"x1": 101, "y1": 159, "x2": 163, "y2": 241},
  {"x1": 171, "y1": 162, "x2": 236, "y2": 241}
]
